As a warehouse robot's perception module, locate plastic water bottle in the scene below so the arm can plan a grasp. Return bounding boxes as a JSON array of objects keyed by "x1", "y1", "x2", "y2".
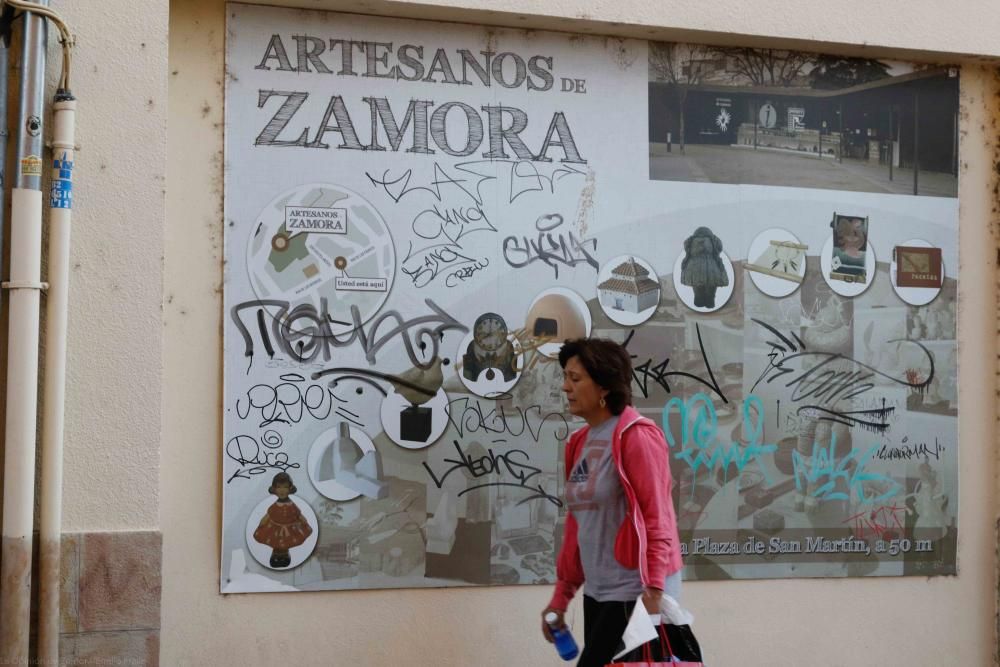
[{"x1": 545, "y1": 611, "x2": 579, "y2": 661}]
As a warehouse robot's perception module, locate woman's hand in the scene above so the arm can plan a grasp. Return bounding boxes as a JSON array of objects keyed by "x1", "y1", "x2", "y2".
[
  {"x1": 641, "y1": 586, "x2": 663, "y2": 615},
  {"x1": 541, "y1": 607, "x2": 565, "y2": 643}
]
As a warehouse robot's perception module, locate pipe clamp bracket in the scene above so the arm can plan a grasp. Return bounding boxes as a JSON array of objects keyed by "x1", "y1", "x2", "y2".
[{"x1": 2, "y1": 280, "x2": 48, "y2": 291}]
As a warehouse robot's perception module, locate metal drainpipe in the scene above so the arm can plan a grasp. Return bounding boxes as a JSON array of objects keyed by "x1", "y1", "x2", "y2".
[
  {"x1": 0, "y1": 3, "x2": 48, "y2": 663},
  {"x1": 0, "y1": 9, "x2": 12, "y2": 319}
]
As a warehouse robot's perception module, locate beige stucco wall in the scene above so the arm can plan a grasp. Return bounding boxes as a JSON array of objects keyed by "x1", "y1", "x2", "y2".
[
  {"x1": 46, "y1": 0, "x2": 168, "y2": 531},
  {"x1": 234, "y1": 0, "x2": 1000, "y2": 60},
  {"x1": 161, "y1": 0, "x2": 999, "y2": 665}
]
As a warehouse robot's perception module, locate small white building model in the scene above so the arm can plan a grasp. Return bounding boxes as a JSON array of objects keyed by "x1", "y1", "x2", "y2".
[{"x1": 598, "y1": 257, "x2": 660, "y2": 313}]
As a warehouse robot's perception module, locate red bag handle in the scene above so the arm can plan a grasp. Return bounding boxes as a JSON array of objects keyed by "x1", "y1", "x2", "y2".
[
  {"x1": 657, "y1": 624, "x2": 675, "y2": 659},
  {"x1": 634, "y1": 624, "x2": 676, "y2": 663}
]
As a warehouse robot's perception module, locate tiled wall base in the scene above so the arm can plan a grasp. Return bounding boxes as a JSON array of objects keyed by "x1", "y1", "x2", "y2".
[{"x1": 49, "y1": 531, "x2": 161, "y2": 666}]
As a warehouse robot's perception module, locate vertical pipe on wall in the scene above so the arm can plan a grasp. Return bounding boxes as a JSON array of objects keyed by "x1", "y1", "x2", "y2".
[
  {"x1": 38, "y1": 91, "x2": 75, "y2": 666},
  {"x1": 0, "y1": 3, "x2": 48, "y2": 663},
  {"x1": 0, "y1": 10, "x2": 13, "y2": 318}
]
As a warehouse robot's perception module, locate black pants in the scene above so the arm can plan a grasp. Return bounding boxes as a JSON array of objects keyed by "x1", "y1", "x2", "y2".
[{"x1": 578, "y1": 595, "x2": 668, "y2": 667}]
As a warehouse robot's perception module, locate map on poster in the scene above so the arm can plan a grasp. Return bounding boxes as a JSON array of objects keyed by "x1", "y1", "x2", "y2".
[{"x1": 222, "y1": 3, "x2": 959, "y2": 592}]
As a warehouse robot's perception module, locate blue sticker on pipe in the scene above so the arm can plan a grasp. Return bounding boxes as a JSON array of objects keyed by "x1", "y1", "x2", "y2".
[
  {"x1": 51, "y1": 179, "x2": 72, "y2": 209},
  {"x1": 50, "y1": 152, "x2": 73, "y2": 209}
]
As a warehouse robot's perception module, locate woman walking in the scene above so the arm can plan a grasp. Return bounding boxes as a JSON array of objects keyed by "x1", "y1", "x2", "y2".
[{"x1": 541, "y1": 338, "x2": 683, "y2": 666}]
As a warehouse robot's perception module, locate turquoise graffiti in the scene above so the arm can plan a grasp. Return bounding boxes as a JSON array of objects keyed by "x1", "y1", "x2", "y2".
[
  {"x1": 662, "y1": 393, "x2": 778, "y2": 488},
  {"x1": 792, "y1": 438, "x2": 903, "y2": 505}
]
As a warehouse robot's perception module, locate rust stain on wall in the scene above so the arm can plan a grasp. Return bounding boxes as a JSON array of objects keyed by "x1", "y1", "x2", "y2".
[
  {"x1": 988, "y1": 65, "x2": 1000, "y2": 667},
  {"x1": 0, "y1": 536, "x2": 32, "y2": 662}
]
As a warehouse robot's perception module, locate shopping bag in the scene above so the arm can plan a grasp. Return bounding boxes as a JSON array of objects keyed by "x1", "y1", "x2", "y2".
[
  {"x1": 608, "y1": 630, "x2": 702, "y2": 664},
  {"x1": 608, "y1": 625, "x2": 703, "y2": 665},
  {"x1": 608, "y1": 598, "x2": 704, "y2": 666},
  {"x1": 610, "y1": 595, "x2": 659, "y2": 661},
  {"x1": 659, "y1": 623, "x2": 702, "y2": 663}
]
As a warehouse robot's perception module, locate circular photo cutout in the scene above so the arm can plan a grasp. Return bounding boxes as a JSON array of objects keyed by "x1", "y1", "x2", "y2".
[
  {"x1": 524, "y1": 287, "x2": 592, "y2": 359},
  {"x1": 890, "y1": 239, "x2": 943, "y2": 306},
  {"x1": 671, "y1": 227, "x2": 735, "y2": 313},
  {"x1": 245, "y1": 481, "x2": 318, "y2": 571},
  {"x1": 820, "y1": 236, "x2": 876, "y2": 297},
  {"x1": 596, "y1": 255, "x2": 661, "y2": 326},
  {"x1": 457, "y1": 313, "x2": 524, "y2": 397},
  {"x1": 745, "y1": 228, "x2": 807, "y2": 298},
  {"x1": 380, "y1": 385, "x2": 449, "y2": 449},
  {"x1": 247, "y1": 183, "x2": 396, "y2": 334},
  {"x1": 307, "y1": 422, "x2": 381, "y2": 502}
]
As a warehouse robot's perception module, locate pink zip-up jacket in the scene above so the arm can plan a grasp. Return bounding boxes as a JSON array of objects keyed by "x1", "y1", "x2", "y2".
[{"x1": 548, "y1": 405, "x2": 683, "y2": 611}]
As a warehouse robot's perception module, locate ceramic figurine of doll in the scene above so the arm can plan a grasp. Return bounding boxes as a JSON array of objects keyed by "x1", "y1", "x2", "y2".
[
  {"x1": 253, "y1": 472, "x2": 313, "y2": 568},
  {"x1": 681, "y1": 226, "x2": 729, "y2": 309}
]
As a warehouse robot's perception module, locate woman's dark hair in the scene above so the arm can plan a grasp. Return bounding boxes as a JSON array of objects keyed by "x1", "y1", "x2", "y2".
[
  {"x1": 268, "y1": 472, "x2": 297, "y2": 495},
  {"x1": 558, "y1": 338, "x2": 633, "y2": 415}
]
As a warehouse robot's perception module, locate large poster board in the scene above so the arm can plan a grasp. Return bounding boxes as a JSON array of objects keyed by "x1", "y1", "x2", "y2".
[{"x1": 222, "y1": 3, "x2": 959, "y2": 592}]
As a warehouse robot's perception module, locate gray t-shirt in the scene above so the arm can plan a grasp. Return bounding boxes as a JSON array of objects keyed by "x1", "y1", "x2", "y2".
[{"x1": 565, "y1": 416, "x2": 644, "y2": 602}]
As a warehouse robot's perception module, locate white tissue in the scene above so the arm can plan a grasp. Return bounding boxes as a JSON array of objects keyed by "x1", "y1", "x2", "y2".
[{"x1": 612, "y1": 595, "x2": 659, "y2": 661}]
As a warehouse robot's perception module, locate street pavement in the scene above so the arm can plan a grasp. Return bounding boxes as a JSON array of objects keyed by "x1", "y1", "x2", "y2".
[{"x1": 649, "y1": 144, "x2": 957, "y2": 198}]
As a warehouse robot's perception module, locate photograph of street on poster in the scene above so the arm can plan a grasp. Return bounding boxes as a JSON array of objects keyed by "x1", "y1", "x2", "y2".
[
  {"x1": 221, "y1": 4, "x2": 959, "y2": 594},
  {"x1": 648, "y1": 43, "x2": 959, "y2": 197}
]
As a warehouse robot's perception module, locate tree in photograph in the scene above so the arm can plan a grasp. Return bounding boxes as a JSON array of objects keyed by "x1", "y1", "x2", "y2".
[
  {"x1": 649, "y1": 42, "x2": 713, "y2": 154},
  {"x1": 809, "y1": 56, "x2": 891, "y2": 89},
  {"x1": 710, "y1": 47, "x2": 815, "y2": 87}
]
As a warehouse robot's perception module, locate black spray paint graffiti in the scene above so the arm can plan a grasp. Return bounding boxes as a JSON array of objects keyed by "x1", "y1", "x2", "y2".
[
  {"x1": 225, "y1": 431, "x2": 301, "y2": 484},
  {"x1": 397, "y1": 171, "x2": 496, "y2": 289},
  {"x1": 623, "y1": 325, "x2": 729, "y2": 403},
  {"x1": 411, "y1": 200, "x2": 494, "y2": 242},
  {"x1": 230, "y1": 297, "x2": 468, "y2": 370},
  {"x1": 376, "y1": 160, "x2": 586, "y2": 289},
  {"x1": 310, "y1": 365, "x2": 444, "y2": 405},
  {"x1": 366, "y1": 159, "x2": 586, "y2": 208},
  {"x1": 423, "y1": 440, "x2": 562, "y2": 507},
  {"x1": 444, "y1": 258, "x2": 490, "y2": 287},
  {"x1": 502, "y1": 213, "x2": 598, "y2": 278},
  {"x1": 749, "y1": 318, "x2": 932, "y2": 433},
  {"x1": 402, "y1": 245, "x2": 490, "y2": 289},
  {"x1": 875, "y1": 436, "x2": 946, "y2": 462},
  {"x1": 399, "y1": 197, "x2": 495, "y2": 290},
  {"x1": 444, "y1": 395, "x2": 570, "y2": 443},
  {"x1": 234, "y1": 373, "x2": 364, "y2": 429}
]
